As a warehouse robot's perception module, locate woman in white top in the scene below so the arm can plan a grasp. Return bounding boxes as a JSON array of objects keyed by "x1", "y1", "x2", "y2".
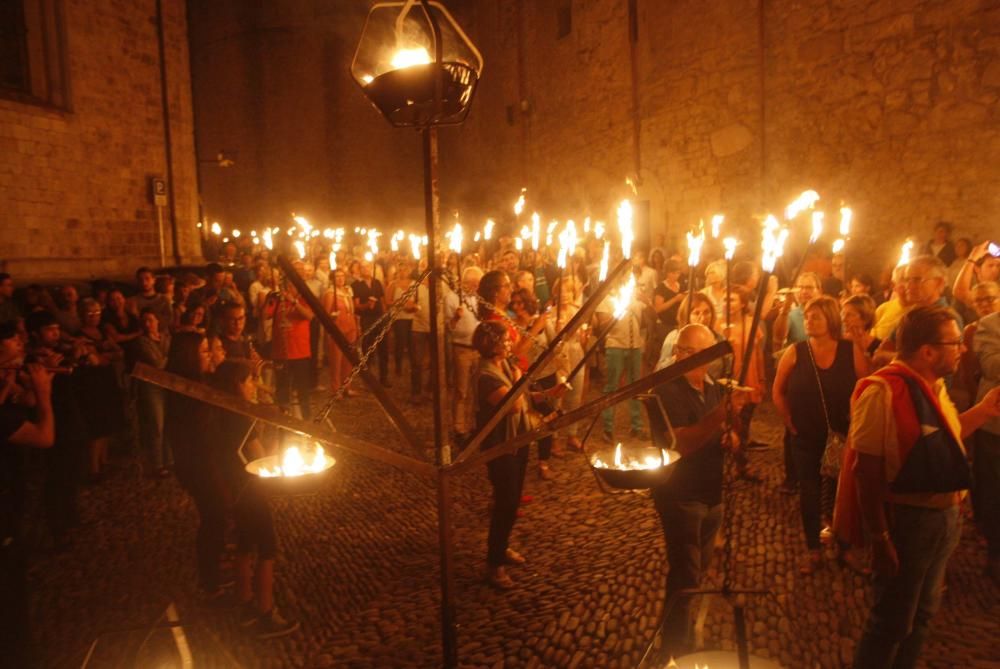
[{"x1": 553, "y1": 275, "x2": 586, "y2": 451}]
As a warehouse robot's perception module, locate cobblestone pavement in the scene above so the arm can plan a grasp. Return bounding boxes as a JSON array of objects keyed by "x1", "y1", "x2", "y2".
[{"x1": 24, "y1": 381, "x2": 1000, "y2": 668}]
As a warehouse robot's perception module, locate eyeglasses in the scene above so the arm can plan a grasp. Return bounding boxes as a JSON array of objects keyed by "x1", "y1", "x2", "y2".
[{"x1": 930, "y1": 340, "x2": 963, "y2": 347}]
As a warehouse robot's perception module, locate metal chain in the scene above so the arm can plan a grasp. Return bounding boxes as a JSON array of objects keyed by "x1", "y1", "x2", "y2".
[
  {"x1": 314, "y1": 269, "x2": 431, "y2": 422},
  {"x1": 358, "y1": 268, "x2": 433, "y2": 341}
]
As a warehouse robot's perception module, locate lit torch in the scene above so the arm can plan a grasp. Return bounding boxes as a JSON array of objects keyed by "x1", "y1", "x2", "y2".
[
  {"x1": 784, "y1": 189, "x2": 820, "y2": 220},
  {"x1": 896, "y1": 239, "x2": 914, "y2": 268},
  {"x1": 617, "y1": 199, "x2": 634, "y2": 260},
  {"x1": 741, "y1": 216, "x2": 787, "y2": 385},
  {"x1": 565, "y1": 275, "x2": 637, "y2": 383},
  {"x1": 598, "y1": 241, "x2": 611, "y2": 282},
  {"x1": 710, "y1": 214, "x2": 725, "y2": 239},
  {"x1": 685, "y1": 226, "x2": 706, "y2": 321},
  {"x1": 531, "y1": 212, "x2": 540, "y2": 251}
]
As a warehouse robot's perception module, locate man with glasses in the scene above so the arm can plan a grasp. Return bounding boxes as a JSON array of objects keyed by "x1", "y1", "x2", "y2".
[
  {"x1": 649, "y1": 324, "x2": 749, "y2": 658},
  {"x1": 972, "y1": 284, "x2": 1000, "y2": 585},
  {"x1": 773, "y1": 272, "x2": 821, "y2": 347},
  {"x1": 874, "y1": 256, "x2": 958, "y2": 367},
  {"x1": 846, "y1": 306, "x2": 1000, "y2": 668}
]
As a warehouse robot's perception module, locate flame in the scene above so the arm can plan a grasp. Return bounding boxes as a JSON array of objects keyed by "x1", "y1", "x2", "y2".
[
  {"x1": 723, "y1": 236, "x2": 738, "y2": 261},
  {"x1": 232, "y1": 229, "x2": 241, "y2": 238},
  {"x1": 810, "y1": 210, "x2": 824, "y2": 243},
  {"x1": 784, "y1": 189, "x2": 820, "y2": 220},
  {"x1": 484, "y1": 218, "x2": 495, "y2": 240},
  {"x1": 583, "y1": 217, "x2": 591, "y2": 235},
  {"x1": 592, "y1": 442, "x2": 674, "y2": 471},
  {"x1": 558, "y1": 220, "x2": 578, "y2": 262},
  {"x1": 390, "y1": 234, "x2": 399, "y2": 252},
  {"x1": 390, "y1": 47, "x2": 431, "y2": 70},
  {"x1": 513, "y1": 188, "x2": 526, "y2": 216},
  {"x1": 617, "y1": 200, "x2": 634, "y2": 260},
  {"x1": 263, "y1": 228, "x2": 273, "y2": 250},
  {"x1": 686, "y1": 228, "x2": 706, "y2": 267},
  {"x1": 839, "y1": 206, "x2": 853, "y2": 236},
  {"x1": 293, "y1": 215, "x2": 311, "y2": 234},
  {"x1": 710, "y1": 214, "x2": 725, "y2": 239},
  {"x1": 474, "y1": 231, "x2": 481, "y2": 242},
  {"x1": 610, "y1": 275, "x2": 636, "y2": 320},
  {"x1": 555, "y1": 245, "x2": 565, "y2": 266},
  {"x1": 293, "y1": 240, "x2": 306, "y2": 260},
  {"x1": 516, "y1": 238, "x2": 524, "y2": 251},
  {"x1": 519, "y1": 225, "x2": 531, "y2": 239},
  {"x1": 447, "y1": 222, "x2": 463, "y2": 254},
  {"x1": 598, "y1": 241, "x2": 610, "y2": 282},
  {"x1": 250, "y1": 230, "x2": 258, "y2": 237},
  {"x1": 409, "y1": 234, "x2": 421, "y2": 260},
  {"x1": 222, "y1": 237, "x2": 229, "y2": 243},
  {"x1": 594, "y1": 221, "x2": 606, "y2": 240},
  {"x1": 257, "y1": 444, "x2": 331, "y2": 478},
  {"x1": 361, "y1": 74, "x2": 374, "y2": 85},
  {"x1": 832, "y1": 238, "x2": 845, "y2": 254},
  {"x1": 329, "y1": 250, "x2": 337, "y2": 270},
  {"x1": 210, "y1": 222, "x2": 222, "y2": 236},
  {"x1": 252, "y1": 237, "x2": 260, "y2": 245},
  {"x1": 897, "y1": 239, "x2": 914, "y2": 268},
  {"x1": 531, "y1": 213, "x2": 540, "y2": 251},
  {"x1": 761, "y1": 215, "x2": 789, "y2": 273}
]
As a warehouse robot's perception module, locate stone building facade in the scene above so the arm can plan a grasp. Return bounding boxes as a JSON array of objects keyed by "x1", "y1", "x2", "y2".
[
  {"x1": 188, "y1": 0, "x2": 998, "y2": 275},
  {"x1": 0, "y1": 0, "x2": 202, "y2": 280},
  {"x1": 439, "y1": 0, "x2": 1000, "y2": 273}
]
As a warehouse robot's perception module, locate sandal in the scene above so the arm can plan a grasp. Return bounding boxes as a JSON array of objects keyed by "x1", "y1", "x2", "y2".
[
  {"x1": 505, "y1": 548, "x2": 526, "y2": 565},
  {"x1": 799, "y1": 550, "x2": 822, "y2": 575},
  {"x1": 487, "y1": 566, "x2": 515, "y2": 590}
]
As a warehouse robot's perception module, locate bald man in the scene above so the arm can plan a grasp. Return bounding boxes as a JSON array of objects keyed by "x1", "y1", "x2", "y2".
[{"x1": 649, "y1": 323, "x2": 749, "y2": 657}]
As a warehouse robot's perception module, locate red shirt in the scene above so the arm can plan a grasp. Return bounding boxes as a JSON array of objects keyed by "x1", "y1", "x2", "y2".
[{"x1": 267, "y1": 298, "x2": 312, "y2": 360}]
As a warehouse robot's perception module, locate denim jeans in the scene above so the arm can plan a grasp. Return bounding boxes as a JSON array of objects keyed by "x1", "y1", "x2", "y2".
[
  {"x1": 853, "y1": 504, "x2": 961, "y2": 669},
  {"x1": 650, "y1": 495, "x2": 723, "y2": 657},
  {"x1": 137, "y1": 383, "x2": 170, "y2": 470},
  {"x1": 602, "y1": 347, "x2": 643, "y2": 435}
]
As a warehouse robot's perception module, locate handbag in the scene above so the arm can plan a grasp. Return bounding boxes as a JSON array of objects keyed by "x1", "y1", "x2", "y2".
[{"x1": 805, "y1": 342, "x2": 847, "y2": 478}]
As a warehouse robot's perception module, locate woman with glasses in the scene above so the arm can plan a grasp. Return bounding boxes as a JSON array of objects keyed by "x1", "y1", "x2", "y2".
[{"x1": 773, "y1": 295, "x2": 870, "y2": 574}]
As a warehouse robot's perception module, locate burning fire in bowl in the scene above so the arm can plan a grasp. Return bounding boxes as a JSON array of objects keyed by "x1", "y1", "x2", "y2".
[
  {"x1": 589, "y1": 443, "x2": 680, "y2": 490},
  {"x1": 245, "y1": 442, "x2": 336, "y2": 496}
]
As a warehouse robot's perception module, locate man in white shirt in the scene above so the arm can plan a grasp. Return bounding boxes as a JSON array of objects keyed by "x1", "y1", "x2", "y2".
[{"x1": 445, "y1": 266, "x2": 482, "y2": 442}]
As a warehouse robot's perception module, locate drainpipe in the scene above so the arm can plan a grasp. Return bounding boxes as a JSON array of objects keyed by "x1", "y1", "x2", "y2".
[{"x1": 155, "y1": 0, "x2": 182, "y2": 266}]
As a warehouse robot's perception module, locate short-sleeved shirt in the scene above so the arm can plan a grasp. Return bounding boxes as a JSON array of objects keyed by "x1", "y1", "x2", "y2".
[
  {"x1": 352, "y1": 279, "x2": 385, "y2": 327},
  {"x1": 597, "y1": 296, "x2": 643, "y2": 350},
  {"x1": 269, "y1": 300, "x2": 311, "y2": 361},
  {"x1": 129, "y1": 293, "x2": 172, "y2": 334},
  {"x1": 848, "y1": 361, "x2": 965, "y2": 509},
  {"x1": 653, "y1": 283, "x2": 680, "y2": 331},
  {"x1": 652, "y1": 375, "x2": 724, "y2": 505}
]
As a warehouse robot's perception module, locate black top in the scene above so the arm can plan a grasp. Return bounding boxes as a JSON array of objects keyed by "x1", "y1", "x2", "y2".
[
  {"x1": 352, "y1": 279, "x2": 385, "y2": 325},
  {"x1": 221, "y1": 335, "x2": 254, "y2": 360},
  {"x1": 651, "y1": 375, "x2": 724, "y2": 505},
  {"x1": 786, "y1": 339, "x2": 856, "y2": 440},
  {"x1": 0, "y1": 402, "x2": 27, "y2": 539},
  {"x1": 654, "y1": 282, "x2": 681, "y2": 332}
]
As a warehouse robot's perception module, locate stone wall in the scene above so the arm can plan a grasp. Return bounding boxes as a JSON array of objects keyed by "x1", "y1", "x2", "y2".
[
  {"x1": 0, "y1": 0, "x2": 202, "y2": 281},
  {"x1": 187, "y1": 0, "x2": 428, "y2": 234},
  {"x1": 439, "y1": 0, "x2": 1000, "y2": 274}
]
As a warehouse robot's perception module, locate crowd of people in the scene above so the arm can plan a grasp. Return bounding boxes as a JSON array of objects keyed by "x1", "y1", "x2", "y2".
[{"x1": 1, "y1": 216, "x2": 999, "y2": 667}]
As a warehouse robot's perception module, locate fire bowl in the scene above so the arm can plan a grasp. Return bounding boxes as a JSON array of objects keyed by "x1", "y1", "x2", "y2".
[
  {"x1": 363, "y1": 61, "x2": 478, "y2": 126},
  {"x1": 589, "y1": 446, "x2": 681, "y2": 490},
  {"x1": 245, "y1": 454, "x2": 336, "y2": 497}
]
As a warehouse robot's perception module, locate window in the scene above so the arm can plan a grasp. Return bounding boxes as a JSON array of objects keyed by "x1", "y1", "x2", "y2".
[
  {"x1": 556, "y1": 1, "x2": 571, "y2": 40},
  {"x1": 0, "y1": 0, "x2": 69, "y2": 108}
]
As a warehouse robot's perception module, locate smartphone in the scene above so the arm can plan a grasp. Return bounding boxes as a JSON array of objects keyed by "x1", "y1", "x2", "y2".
[{"x1": 988, "y1": 241, "x2": 1000, "y2": 258}]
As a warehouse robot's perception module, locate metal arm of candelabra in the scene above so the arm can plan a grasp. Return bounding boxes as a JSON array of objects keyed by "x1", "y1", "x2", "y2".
[
  {"x1": 132, "y1": 363, "x2": 437, "y2": 478},
  {"x1": 275, "y1": 254, "x2": 426, "y2": 458},
  {"x1": 452, "y1": 257, "x2": 633, "y2": 463},
  {"x1": 447, "y1": 340, "x2": 732, "y2": 475}
]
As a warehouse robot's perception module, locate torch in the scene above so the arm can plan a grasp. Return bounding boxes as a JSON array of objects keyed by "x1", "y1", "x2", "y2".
[
  {"x1": 785, "y1": 189, "x2": 821, "y2": 286},
  {"x1": 739, "y1": 217, "x2": 788, "y2": 385},
  {"x1": 839, "y1": 205, "x2": 852, "y2": 284},
  {"x1": 563, "y1": 274, "x2": 637, "y2": 384},
  {"x1": 685, "y1": 227, "x2": 705, "y2": 321},
  {"x1": 448, "y1": 219, "x2": 463, "y2": 300}
]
